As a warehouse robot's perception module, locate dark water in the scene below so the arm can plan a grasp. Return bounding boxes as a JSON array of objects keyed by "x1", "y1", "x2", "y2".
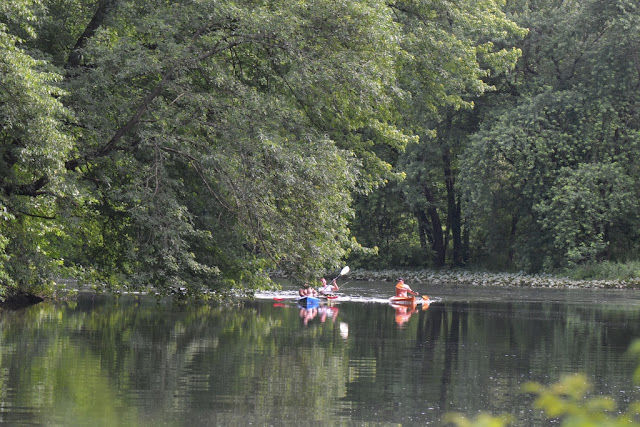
[{"x1": 2, "y1": 282, "x2": 640, "y2": 426}]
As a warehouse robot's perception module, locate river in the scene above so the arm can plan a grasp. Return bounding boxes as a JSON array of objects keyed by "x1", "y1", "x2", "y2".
[{"x1": 1, "y1": 281, "x2": 640, "y2": 425}]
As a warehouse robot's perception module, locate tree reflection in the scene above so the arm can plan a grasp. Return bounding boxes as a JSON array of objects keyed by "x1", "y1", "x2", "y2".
[{"x1": 0, "y1": 294, "x2": 639, "y2": 425}]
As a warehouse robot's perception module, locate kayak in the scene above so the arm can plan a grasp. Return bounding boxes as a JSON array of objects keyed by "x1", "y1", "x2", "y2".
[
  {"x1": 298, "y1": 296, "x2": 320, "y2": 308},
  {"x1": 389, "y1": 296, "x2": 417, "y2": 306},
  {"x1": 389, "y1": 295, "x2": 430, "y2": 306}
]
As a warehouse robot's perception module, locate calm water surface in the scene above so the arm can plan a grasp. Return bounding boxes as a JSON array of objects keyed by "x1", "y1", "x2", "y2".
[{"x1": 2, "y1": 281, "x2": 640, "y2": 426}]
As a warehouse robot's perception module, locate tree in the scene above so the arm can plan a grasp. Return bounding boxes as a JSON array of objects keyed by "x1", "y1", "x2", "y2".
[
  {"x1": 4, "y1": 0, "x2": 413, "y2": 297},
  {"x1": 0, "y1": 0, "x2": 75, "y2": 297},
  {"x1": 369, "y1": 0, "x2": 525, "y2": 267},
  {"x1": 460, "y1": 0, "x2": 640, "y2": 271}
]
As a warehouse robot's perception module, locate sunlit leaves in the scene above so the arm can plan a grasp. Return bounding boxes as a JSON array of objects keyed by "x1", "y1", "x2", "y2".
[
  {"x1": 444, "y1": 412, "x2": 514, "y2": 427},
  {"x1": 0, "y1": 0, "x2": 44, "y2": 38},
  {"x1": 450, "y1": 365, "x2": 640, "y2": 426},
  {"x1": 393, "y1": 0, "x2": 526, "y2": 116},
  {"x1": 521, "y1": 374, "x2": 632, "y2": 427},
  {"x1": 46, "y1": 0, "x2": 412, "y2": 292},
  {"x1": 0, "y1": 12, "x2": 76, "y2": 291},
  {"x1": 0, "y1": 30, "x2": 72, "y2": 180}
]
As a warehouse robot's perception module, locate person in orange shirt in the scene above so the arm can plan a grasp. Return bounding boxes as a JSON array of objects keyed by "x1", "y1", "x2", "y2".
[{"x1": 395, "y1": 278, "x2": 418, "y2": 297}]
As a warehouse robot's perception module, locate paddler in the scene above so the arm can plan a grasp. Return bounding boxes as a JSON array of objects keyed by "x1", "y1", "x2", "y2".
[
  {"x1": 299, "y1": 283, "x2": 318, "y2": 297},
  {"x1": 395, "y1": 278, "x2": 419, "y2": 297},
  {"x1": 318, "y1": 277, "x2": 339, "y2": 296}
]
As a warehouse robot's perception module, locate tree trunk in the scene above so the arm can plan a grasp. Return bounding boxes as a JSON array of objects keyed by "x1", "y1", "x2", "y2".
[
  {"x1": 462, "y1": 215, "x2": 470, "y2": 264},
  {"x1": 414, "y1": 208, "x2": 432, "y2": 262},
  {"x1": 443, "y1": 146, "x2": 463, "y2": 266},
  {"x1": 422, "y1": 184, "x2": 446, "y2": 266},
  {"x1": 508, "y1": 213, "x2": 519, "y2": 264}
]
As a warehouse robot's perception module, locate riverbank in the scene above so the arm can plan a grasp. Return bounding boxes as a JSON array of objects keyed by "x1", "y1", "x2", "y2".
[
  {"x1": 346, "y1": 268, "x2": 640, "y2": 289},
  {"x1": 5, "y1": 267, "x2": 639, "y2": 311},
  {"x1": 0, "y1": 291, "x2": 44, "y2": 309}
]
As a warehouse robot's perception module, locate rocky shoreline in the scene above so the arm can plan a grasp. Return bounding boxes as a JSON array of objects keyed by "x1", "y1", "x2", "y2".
[
  {"x1": 344, "y1": 269, "x2": 640, "y2": 289},
  {"x1": 3, "y1": 268, "x2": 638, "y2": 311}
]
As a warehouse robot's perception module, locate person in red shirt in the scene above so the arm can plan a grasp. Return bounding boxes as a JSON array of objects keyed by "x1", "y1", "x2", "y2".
[{"x1": 395, "y1": 278, "x2": 418, "y2": 297}]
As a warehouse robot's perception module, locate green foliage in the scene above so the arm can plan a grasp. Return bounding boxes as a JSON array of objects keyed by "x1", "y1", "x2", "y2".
[
  {"x1": 0, "y1": 0, "x2": 44, "y2": 38},
  {"x1": 6, "y1": 0, "x2": 640, "y2": 296},
  {"x1": 0, "y1": 6, "x2": 76, "y2": 294},
  {"x1": 63, "y1": 0, "x2": 406, "y2": 289},
  {"x1": 536, "y1": 163, "x2": 638, "y2": 267},
  {"x1": 354, "y1": 0, "x2": 526, "y2": 268},
  {"x1": 522, "y1": 374, "x2": 623, "y2": 425},
  {"x1": 459, "y1": 0, "x2": 640, "y2": 272},
  {"x1": 2, "y1": 0, "x2": 421, "y2": 297},
  {"x1": 444, "y1": 413, "x2": 514, "y2": 427},
  {"x1": 349, "y1": 181, "x2": 427, "y2": 269}
]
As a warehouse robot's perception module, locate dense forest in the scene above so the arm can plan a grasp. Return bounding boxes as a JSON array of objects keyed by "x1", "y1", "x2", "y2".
[{"x1": 1, "y1": 0, "x2": 638, "y2": 299}]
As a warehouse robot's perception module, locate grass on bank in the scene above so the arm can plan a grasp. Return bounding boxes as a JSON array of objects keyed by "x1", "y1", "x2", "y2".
[{"x1": 558, "y1": 260, "x2": 640, "y2": 282}]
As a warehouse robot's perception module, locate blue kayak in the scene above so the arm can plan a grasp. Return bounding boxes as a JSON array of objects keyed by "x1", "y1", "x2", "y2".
[{"x1": 297, "y1": 296, "x2": 320, "y2": 308}]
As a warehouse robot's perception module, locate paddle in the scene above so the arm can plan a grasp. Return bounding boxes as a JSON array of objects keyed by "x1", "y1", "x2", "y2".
[
  {"x1": 331, "y1": 266, "x2": 350, "y2": 282},
  {"x1": 414, "y1": 294, "x2": 430, "y2": 305},
  {"x1": 410, "y1": 291, "x2": 429, "y2": 302}
]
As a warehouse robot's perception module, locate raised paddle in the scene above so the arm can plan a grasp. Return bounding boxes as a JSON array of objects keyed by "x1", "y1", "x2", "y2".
[{"x1": 331, "y1": 266, "x2": 350, "y2": 282}]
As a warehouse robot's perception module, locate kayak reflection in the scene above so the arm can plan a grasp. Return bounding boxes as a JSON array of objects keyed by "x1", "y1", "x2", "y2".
[
  {"x1": 391, "y1": 303, "x2": 417, "y2": 326},
  {"x1": 299, "y1": 305, "x2": 339, "y2": 326},
  {"x1": 390, "y1": 299, "x2": 430, "y2": 326}
]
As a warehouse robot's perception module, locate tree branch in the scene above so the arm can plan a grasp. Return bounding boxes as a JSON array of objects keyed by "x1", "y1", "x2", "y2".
[
  {"x1": 66, "y1": 37, "x2": 241, "y2": 171},
  {"x1": 158, "y1": 145, "x2": 233, "y2": 212},
  {"x1": 66, "y1": 0, "x2": 118, "y2": 69},
  {"x1": 6, "y1": 176, "x2": 51, "y2": 197}
]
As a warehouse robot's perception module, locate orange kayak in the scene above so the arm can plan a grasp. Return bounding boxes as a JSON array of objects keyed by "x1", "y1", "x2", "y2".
[
  {"x1": 389, "y1": 295, "x2": 430, "y2": 305},
  {"x1": 389, "y1": 296, "x2": 416, "y2": 306}
]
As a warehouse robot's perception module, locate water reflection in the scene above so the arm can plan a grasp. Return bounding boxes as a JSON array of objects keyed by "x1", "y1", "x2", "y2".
[
  {"x1": 298, "y1": 305, "x2": 340, "y2": 325},
  {"x1": 391, "y1": 299, "x2": 430, "y2": 326},
  {"x1": 299, "y1": 306, "x2": 317, "y2": 325},
  {"x1": 391, "y1": 302, "x2": 417, "y2": 326},
  {"x1": 1, "y1": 285, "x2": 640, "y2": 425}
]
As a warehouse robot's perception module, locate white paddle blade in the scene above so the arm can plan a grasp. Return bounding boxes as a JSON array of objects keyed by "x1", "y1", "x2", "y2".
[{"x1": 340, "y1": 266, "x2": 350, "y2": 276}]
